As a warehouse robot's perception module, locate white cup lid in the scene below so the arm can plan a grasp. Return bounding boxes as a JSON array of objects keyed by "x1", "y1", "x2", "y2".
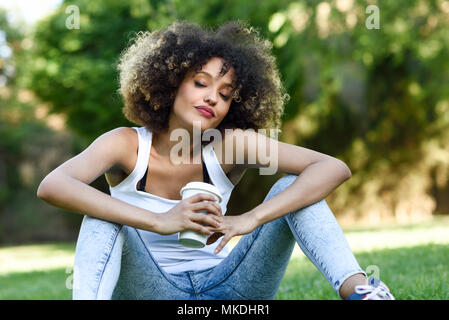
[{"x1": 180, "y1": 182, "x2": 222, "y2": 203}]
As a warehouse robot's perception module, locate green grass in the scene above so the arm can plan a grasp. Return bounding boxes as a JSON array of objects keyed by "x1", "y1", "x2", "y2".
[
  {"x1": 1, "y1": 217, "x2": 449, "y2": 300},
  {"x1": 276, "y1": 216, "x2": 449, "y2": 300},
  {"x1": 277, "y1": 243, "x2": 449, "y2": 299},
  {"x1": 0, "y1": 268, "x2": 73, "y2": 300},
  {"x1": 0, "y1": 243, "x2": 75, "y2": 300}
]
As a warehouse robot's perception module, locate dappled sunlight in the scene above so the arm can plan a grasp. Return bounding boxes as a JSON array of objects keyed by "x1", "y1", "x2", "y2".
[
  {"x1": 0, "y1": 243, "x2": 75, "y2": 275},
  {"x1": 316, "y1": 2, "x2": 331, "y2": 38},
  {"x1": 344, "y1": 224, "x2": 449, "y2": 253}
]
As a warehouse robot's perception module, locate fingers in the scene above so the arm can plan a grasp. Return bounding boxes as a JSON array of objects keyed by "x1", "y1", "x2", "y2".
[
  {"x1": 185, "y1": 193, "x2": 217, "y2": 204},
  {"x1": 183, "y1": 193, "x2": 222, "y2": 217},
  {"x1": 191, "y1": 201, "x2": 222, "y2": 217},
  {"x1": 186, "y1": 211, "x2": 222, "y2": 235},
  {"x1": 214, "y1": 234, "x2": 232, "y2": 254},
  {"x1": 187, "y1": 221, "x2": 214, "y2": 236},
  {"x1": 190, "y1": 211, "x2": 222, "y2": 228}
]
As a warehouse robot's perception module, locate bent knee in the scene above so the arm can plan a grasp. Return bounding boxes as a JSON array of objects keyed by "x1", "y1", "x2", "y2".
[
  {"x1": 276, "y1": 174, "x2": 298, "y2": 186},
  {"x1": 265, "y1": 174, "x2": 298, "y2": 200}
]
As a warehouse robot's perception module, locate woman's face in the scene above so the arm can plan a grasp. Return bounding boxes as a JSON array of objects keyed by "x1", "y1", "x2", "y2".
[{"x1": 170, "y1": 57, "x2": 235, "y2": 132}]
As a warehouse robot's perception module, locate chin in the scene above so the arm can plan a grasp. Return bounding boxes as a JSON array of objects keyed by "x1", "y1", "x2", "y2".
[
  {"x1": 196, "y1": 122, "x2": 218, "y2": 132},
  {"x1": 188, "y1": 116, "x2": 218, "y2": 130}
]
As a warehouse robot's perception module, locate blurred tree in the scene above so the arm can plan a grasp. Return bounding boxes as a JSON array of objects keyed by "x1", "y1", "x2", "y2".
[{"x1": 0, "y1": 9, "x2": 83, "y2": 244}]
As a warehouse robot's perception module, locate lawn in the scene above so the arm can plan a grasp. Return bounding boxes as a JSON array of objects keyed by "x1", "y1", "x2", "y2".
[{"x1": 1, "y1": 217, "x2": 448, "y2": 300}]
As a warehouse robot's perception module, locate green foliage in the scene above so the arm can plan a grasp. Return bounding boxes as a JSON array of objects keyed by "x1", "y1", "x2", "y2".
[
  {"x1": 25, "y1": 0, "x2": 149, "y2": 139},
  {"x1": 0, "y1": 9, "x2": 83, "y2": 244},
  {"x1": 27, "y1": 2, "x2": 449, "y2": 146},
  {"x1": 269, "y1": 0, "x2": 449, "y2": 221}
]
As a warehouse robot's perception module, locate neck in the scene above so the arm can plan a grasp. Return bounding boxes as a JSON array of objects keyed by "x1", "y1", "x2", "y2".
[{"x1": 152, "y1": 126, "x2": 203, "y2": 164}]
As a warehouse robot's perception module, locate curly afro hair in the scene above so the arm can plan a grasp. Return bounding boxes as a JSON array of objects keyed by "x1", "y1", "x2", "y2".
[{"x1": 117, "y1": 20, "x2": 289, "y2": 134}]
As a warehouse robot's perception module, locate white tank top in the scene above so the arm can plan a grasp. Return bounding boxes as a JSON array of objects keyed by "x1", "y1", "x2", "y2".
[{"x1": 109, "y1": 126, "x2": 235, "y2": 274}]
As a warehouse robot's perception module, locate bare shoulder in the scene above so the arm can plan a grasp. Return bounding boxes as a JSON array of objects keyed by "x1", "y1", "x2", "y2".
[
  {"x1": 103, "y1": 127, "x2": 138, "y2": 175},
  {"x1": 106, "y1": 126, "x2": 137, "y2": 141},
  {"x1": 216, "y1": 128, "x2": 340, "y2": 176},
  {"x1": 95, "y1": 126, "x2": 137, "y2": 157},
  {"x1": 207, "y1": 129, "x2": 247, "y2": 185},
  {"x1": 42, "y1": 127, "x2": 139, "y2": 186}
]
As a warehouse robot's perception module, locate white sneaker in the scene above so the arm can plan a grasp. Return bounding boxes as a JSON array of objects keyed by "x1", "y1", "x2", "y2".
[{"x1": 346, "y1": 277, "x2": 395, "y2": 300}]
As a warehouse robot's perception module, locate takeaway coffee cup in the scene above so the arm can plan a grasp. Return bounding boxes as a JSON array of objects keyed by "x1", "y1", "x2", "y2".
[{"x1": 178, "y1": 182, "x2": 222, "y2": 248}]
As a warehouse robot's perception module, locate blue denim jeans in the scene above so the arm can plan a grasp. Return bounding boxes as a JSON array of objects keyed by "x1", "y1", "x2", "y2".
[{"x1": 73, "y1": 174, "x2": 365, "y2": 300}]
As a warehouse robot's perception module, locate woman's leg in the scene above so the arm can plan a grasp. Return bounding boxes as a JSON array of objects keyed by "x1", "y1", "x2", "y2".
[
  {"x1": 195, "y1": 211, "x2": 296, "y2": 299},
  {"x1": 111, "y1": 226, "x2": 194, "y2": 300},
  {"x1": 195, "y1": 174, "x2": 365, "y2": 299},
  {"x1": 73, "y1": 216, "x2": 194, "y2": 300},
  {"x1": 72, "y1": 215, "x2": 124, "y2": 299},
  {"x1": 279, "y1": 175, "x2": 367, "y2": 297}
]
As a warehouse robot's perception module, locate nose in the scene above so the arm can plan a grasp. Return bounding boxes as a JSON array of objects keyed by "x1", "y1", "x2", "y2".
[{"x1": 204, "y1": 91, "x2": 217, "y2": 106}]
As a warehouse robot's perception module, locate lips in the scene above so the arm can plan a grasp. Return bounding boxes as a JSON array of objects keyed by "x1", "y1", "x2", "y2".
[{"x1": 195, "y1": 106, "x2": 215, "y2": 118}]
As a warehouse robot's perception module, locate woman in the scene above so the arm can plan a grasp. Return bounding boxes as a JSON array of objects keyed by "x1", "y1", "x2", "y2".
[{"x1": 37, "y1": 20, "x2": 394, "y2": 300}]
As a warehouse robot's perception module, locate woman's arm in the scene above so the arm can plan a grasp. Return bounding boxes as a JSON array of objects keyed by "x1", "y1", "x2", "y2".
[
  {"x1": 229, "y1": 129, "x2": 351, "y2": 223},
  {"x1": 37, "y1": 127, "x2": 159, "y2": 231},
  {"x1": 242, "y1": 129, "x2": 351, "y2": 225},
  {"x1": 38, "y1": 171, "x2": 159, "y2": 231},
  {"x1": 38, "y1": 127, "x2": 223, "y2": 235},
  {"x1": 249, "y1": 157, "x2": 351, "y2": 226},
  {"x1": 209, "y1": 129, "x2": 351, "y2": 253}
]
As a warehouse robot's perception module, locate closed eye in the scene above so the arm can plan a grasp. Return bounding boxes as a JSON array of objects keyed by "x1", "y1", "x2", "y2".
[
  {"x1": 194, "y1": 81, "x2": 206, "y2": 87},
  {"x1": 194, "y1": 81, "x2": 230, "y2": 101}
]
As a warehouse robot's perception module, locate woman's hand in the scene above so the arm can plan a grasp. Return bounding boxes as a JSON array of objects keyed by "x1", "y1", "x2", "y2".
[
  {"x1": 155, "y1": 193, "x2": 223, "y2": 236},
  {"x1": 206, "y1": 212, "x2": 259, "y2": 255}
]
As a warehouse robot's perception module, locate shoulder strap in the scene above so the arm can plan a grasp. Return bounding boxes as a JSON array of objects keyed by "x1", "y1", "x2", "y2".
[
  {"x1": 136, "y1": 127, "x2": 152, "y2": 191},
  {"x1": 202, "y1": 145, "x2": 212, "y2": 185},
  {"x1": 137, "y1": 167, "x2": 148, "y2": 191},
  {"x1": 202, "y1": 142, "x2": 235, "y2": 191}
]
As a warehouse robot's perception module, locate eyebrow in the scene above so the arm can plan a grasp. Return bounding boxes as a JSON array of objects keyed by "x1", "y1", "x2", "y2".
[{"x1": 195, "y1": 71, "x2": 235, "y2": 89}]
